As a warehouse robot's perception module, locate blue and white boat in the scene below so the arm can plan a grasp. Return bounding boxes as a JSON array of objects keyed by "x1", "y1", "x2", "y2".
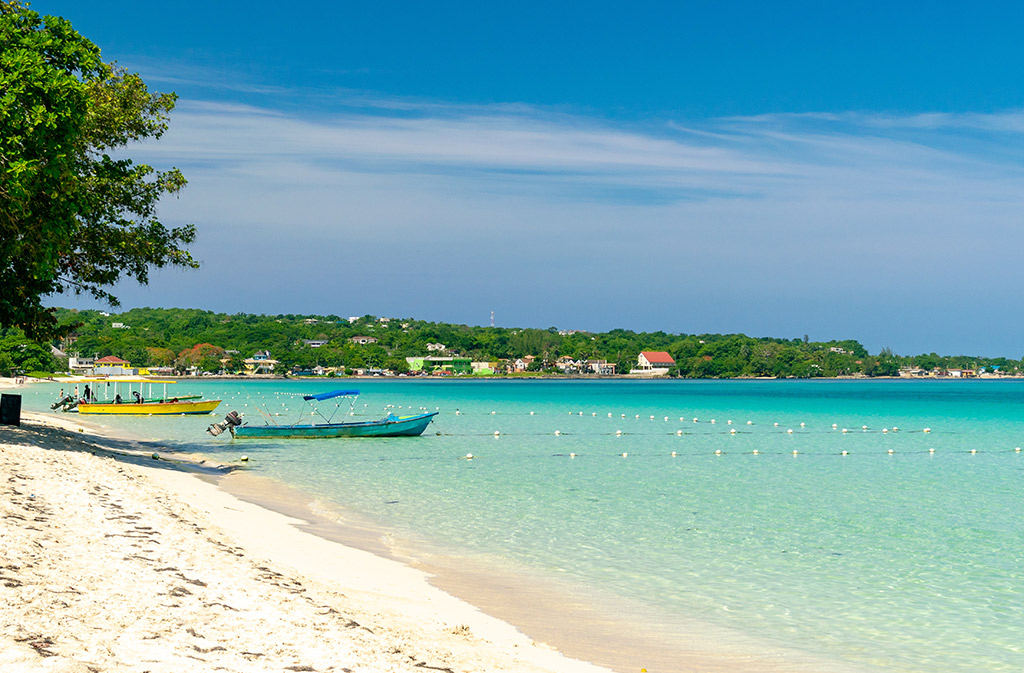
[{"x1": 209, "y1": 389, "x2": 437, "y2": 439}]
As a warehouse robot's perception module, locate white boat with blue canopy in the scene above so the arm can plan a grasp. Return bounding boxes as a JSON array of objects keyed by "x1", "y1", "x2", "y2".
[{"x1": 209, "y1": 389, "x2": 438, "y2": 439}]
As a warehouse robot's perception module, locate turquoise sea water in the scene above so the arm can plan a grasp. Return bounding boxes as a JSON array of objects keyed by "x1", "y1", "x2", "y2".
[{"x1": 10, "y1": 379, "x2": 1024, "y2": 672}]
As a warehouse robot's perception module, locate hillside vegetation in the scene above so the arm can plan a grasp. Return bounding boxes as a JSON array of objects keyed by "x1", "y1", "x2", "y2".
[{"x1": 0, "y1": 307, "x2": 1012, "y2": 379}]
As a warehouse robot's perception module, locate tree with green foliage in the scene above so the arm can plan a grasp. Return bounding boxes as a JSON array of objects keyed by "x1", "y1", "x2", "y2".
[
  {"x1": 0, "y1": 327, "x2": 57, "y2": 375},
  {"x1": 0, "y1": 1, "x2": 196, "y2": 340}
]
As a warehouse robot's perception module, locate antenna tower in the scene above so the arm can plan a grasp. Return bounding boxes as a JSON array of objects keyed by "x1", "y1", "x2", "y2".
[{"x1": 490, "y1": 311, "x2": 494, "y2": 328}]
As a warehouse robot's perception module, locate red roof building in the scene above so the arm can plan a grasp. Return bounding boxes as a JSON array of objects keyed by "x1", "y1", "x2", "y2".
[
  {"x1": 630, "y1": 351, "x2": 676, "y2": 376},
  {"x1": 94, "y1": 355, "x2": 129, "y2": 364},
  {"x1": 638, "y1": 351, "x2": 675, "y2": 366}
]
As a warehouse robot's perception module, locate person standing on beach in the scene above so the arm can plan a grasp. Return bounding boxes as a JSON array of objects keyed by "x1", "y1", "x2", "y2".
[{"x1": 84, "y1": 385, "x2": 91, "y2": 402}]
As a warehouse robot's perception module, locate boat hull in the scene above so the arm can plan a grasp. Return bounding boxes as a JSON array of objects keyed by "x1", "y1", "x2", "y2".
[
  {"x1": 233, "y1": 412, "x2": 438, "y2": 438},
  {"x1": 78, "y1": 399, "x2": 222, "y2": 415}
]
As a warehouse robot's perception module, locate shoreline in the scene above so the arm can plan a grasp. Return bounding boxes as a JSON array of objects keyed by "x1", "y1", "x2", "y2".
[
  {"x1": 21, "y1": 374, "x2": 1024, "y2": 386},
  {"x1": 1, "y1": 411, "x2": 613, "y2": 673}
]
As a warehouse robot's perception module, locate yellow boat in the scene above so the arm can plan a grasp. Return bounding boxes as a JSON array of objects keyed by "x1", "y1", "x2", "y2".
[
  {"x1": 78, "y1": 398, "x2": 222, "y2": 415},
  {"x1": 64, "y1": 378, "x2": 221, "y2": 415}
]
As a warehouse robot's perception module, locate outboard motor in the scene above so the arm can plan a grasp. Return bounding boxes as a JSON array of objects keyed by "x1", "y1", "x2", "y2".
[
  {"x1": 51, "y1": 395, "x2": 75, "y2": 411},
  {"x1": 207, "y1": 410, "x2": 243, "y2": 437}
]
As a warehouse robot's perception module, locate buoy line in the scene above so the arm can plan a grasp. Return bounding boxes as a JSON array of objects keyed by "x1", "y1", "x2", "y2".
[{"x1": 441, "y1": 448, "x2": 1024, "y2": 460}]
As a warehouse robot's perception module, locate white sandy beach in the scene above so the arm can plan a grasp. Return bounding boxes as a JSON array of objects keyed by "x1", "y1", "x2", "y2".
[{"x1": 0, "y1": 406, "x2": 615, "y2": 673}]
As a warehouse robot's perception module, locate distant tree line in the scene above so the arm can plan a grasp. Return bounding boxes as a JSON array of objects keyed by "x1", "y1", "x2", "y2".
[{"x1": 0, "y1": 307, "x2": 1016, "y2": 379}]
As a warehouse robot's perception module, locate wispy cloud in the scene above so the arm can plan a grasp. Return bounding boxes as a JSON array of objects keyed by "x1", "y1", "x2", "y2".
[{"x1": 102, "y1": 96, "x2": 1024, "y2": 354}]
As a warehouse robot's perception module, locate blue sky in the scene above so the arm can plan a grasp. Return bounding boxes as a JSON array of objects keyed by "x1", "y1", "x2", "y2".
[{"x1": 43, "y1": 1, "x2": 1024, "y2": 356}]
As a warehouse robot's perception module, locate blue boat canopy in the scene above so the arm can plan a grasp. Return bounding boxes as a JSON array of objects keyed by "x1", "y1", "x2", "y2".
[{"x1": 303, "y1": 389, "x2": 360, "y2": 401}]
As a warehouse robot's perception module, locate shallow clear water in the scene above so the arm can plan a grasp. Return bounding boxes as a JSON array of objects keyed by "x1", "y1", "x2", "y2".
[{"x1": 12, "y1": 379, "x2": 1024, "y2": 672}]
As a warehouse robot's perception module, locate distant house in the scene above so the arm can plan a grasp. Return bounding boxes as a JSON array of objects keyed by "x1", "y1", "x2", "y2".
[
  {"x1": 512, "y1": 355, "x2": 537, "y2": 372},
  {"x1": 588, "y1": 360, "x2": 617, "y2": 375},
  {"x1": 68, "y1": 354, "x2": 95, "y2": 376},
  {"x1": 243, "y1": 350, "x2": 278, "y2": 375},
  {"x1": 302, "y1": 339, "x2": 329, "y2": 348},
  {"x1": 555, "y1": 356, "x2": 581, "y2": 373},
  {"x1": 471, "y1": 361, "x2": 497, "y2": 375},
  {"x1": 426, "y1": 342, "x2": 446, "y2": 352},
  {"x1": 349, "y1": 336, "x2": 378, "y2": 345},
  {"x1": 630, "y1": 351, "x2": 675, "y2": 376},
  {"x1": 94, "y1": 355, "x2": 134, "y2": 376}
]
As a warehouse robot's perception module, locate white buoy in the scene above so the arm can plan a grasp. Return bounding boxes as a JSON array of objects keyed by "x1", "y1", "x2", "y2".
[
  {"x1": 570, "y1": 452, "x2": 576, "y2": 458},
  {"x1": 593, "y1": 412, "x2": 597, "y2": 417},
  {"x1": 240, "y1": 455, "x2": 249, "y2": 462},
  {"x1": 715, "y1": 449, "x2": 721, "y2": 455},
  {"x1": 841, "y1": 450, "x2": 848, "y2": 456},
  {"x1": 1016, "y1": 447, "x2": 1021, "y2": 453},
  {"x1": 792, "y1": 449, "x2": 799, "y2": 455},
  {"x1": 752, "y1": 449, "x2": 759, "y2": 455},
  {"x1": 747, "y1": 420, "x2": 753, "y2": 425},
  {"x1": 887, "y1": 449, "x2": 894, "y2": 454},
  {"x1": 730, "y1": 428, "x2": 736, "y2": 434},
  {"x1": 554, "y1": 430, "x2": 561, "y2": 436},
  {"x1": 923, "y1": 428, "x2": 931, "y2": 433},
  {"x1": 693, "y1": 418, "x2": 698, "y2": 423},
  {"x1": 621, "y1": 452, "x2": 628, "y2": 458},
  {"x1": 800, "y1": 422, "x2": 805, "y2": 427},
  {"x1": 970, "y1": 448, "x2": 977, "y2": 454},
  {"x1": 773, "y1": 422, "x2": 779, "y2": 427},
  {"x1": 530, "y1": 411, "x2": 535, "y2": 415},
  {"x1": 635, "y1": 414, "x2": 640, "y2": 419},
  {"x1": 711, "y1": 419, "x2": 716, "y2": 424},
  {"x1": 664, "y1": 416, "x2": 669, "y2": 421},
  {"x1": 650, "y1": 415, "x2": 655, "y2": 420},
  {"x1": 832, "y1": 423, "x2": 838, "y2": 429},
  {"x1": 616, "y1": 429, "x2": 622, "y2": 435},
  {"x1": 892, "y1": 427, "x2": 899, "y2": 432},
  {"x1": 466, "y1": 453, "x2": 474, "y2": 459},
  {"x1": 494, "y1": 431, "x2": 500, "y2": 436},
  {"x1": 787, "y1": 428, "x2": 793, "y2": 434},
  {"x1": 491, "y1": 411, "x2": 496, "y2": 415},
  {"x1": 676, "y1": 429, "x2": 683, "y2": 435},
  {"x1": 929, "y1": 448, "x2": 935, "y2": 453},
  {"x1": 727, "y1": 420, "x2": 733, "y2": 425},
  {"x1": 842, "y1": 428, "x2": 849, "y2": 434},
  {"x1": 882, "y1": 428, "x2": 888, "y2": 434},
  {"x1": 862, "y1": 425, "x2": 868, "y2": 430},
  {"x1": 608, "y1": 413, "x2": 613, "y2": 417}
]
